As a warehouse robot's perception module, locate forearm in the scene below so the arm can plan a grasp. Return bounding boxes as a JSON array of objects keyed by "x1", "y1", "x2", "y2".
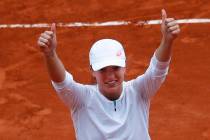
[
  {"x1": 43, "y1": 51, "x2": 66, "y2": 83},
  {"x1": 155, "y1": 9, "x2": 180, "y2": 62},
  {"x1": 155, "y1": 38, "x2": 173, "y2": 62}
]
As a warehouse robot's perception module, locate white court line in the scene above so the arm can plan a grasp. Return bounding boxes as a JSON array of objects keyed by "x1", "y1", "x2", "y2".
[{"x1": 0, "y1": 19, "x2": 210, "y2": 28}]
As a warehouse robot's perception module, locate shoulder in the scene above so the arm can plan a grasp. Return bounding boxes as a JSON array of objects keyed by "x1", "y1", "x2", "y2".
[{"x1": 83, "y1": 84, "x2": 98, "y2": 94}]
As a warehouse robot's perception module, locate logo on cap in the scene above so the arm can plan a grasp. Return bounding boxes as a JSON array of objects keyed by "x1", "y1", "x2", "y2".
[{"x1": 116, "y1": 50, "x2": 122, "y2": 57}]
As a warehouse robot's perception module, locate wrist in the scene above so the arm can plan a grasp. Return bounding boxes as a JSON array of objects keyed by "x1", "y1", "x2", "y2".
[
  {"x1": 43, "y1": 50, "x2": 57, "y2": 59},
  {"x1": 162, "y1": 36, "x2": 173, "y2": 46}
]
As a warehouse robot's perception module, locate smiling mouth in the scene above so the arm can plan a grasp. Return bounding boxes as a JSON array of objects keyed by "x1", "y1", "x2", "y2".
[{"x1": 105, "y1": 80, "x2": 118, "y2": 87}]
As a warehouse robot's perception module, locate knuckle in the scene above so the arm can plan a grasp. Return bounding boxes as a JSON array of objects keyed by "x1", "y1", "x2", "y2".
[
  {"x1": 46, "y1": 40, "x2": 50, "y2": 44},
  {"x1": 37, "y1": 41, "x2": 40, "y2": 46},
  {"x1": 44, "y1": 31, "x2": 50, "y2": 34},
  {"x1": 45, "y1": 35, "x2": 49, "y2": 40},
  {"x1": 47, "y1": 35, "x2": 52, "y2": 40},
  {"x1": 39, "y1": 41, "x2": 44, "y2": 45},
  {"x1": 40, "y1": 38, "x2": 45, "y2": 42},
  {"x1": 39, "y1": 36, "x2": 43, "y2": 40},
  {"x1": 44, "y1": 39, "x2": 49, "y2": 43},
  {"x1": 166, "y1": 24, "x2": 171, "y2": 28},
  {"x1": 46, "y1": 31, "x2": 53, "y2": 35},
  {"x1": 167, "y1": 28, "x2": 171, "y2": 32}
]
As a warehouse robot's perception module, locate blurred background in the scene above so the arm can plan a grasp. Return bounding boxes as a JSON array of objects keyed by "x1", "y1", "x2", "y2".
[{"x1": 0, "y1": 0, "x2": 210, "y2": 139}]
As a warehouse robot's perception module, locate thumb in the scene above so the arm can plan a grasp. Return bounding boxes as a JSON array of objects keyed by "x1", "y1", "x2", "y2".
[
  {"x1": 161, "y1": 9, "x2": 167, "y2": 25},
  {"x1": 51, "y1": 23, "x2": 56, "y2": 35}
]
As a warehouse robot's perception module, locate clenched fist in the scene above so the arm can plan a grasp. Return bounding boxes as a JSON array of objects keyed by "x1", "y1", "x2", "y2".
[
  {"x1": 161, "y1": 9, "x2": 180, "y2": 42},
  {"x1": 37, "y1": 23, "x2": 57, "y2": 56}
]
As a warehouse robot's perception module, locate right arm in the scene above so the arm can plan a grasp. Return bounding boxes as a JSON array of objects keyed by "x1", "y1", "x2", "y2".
[
  {"x1": 43, "y1": 51, "x2": 65, "y2": 83},
  {"x1": 37, "y1": 23, "x2": 65, "y2": 83},
  {"x1": 37, "y1": 23, "x2": 89, "y2": 110}
]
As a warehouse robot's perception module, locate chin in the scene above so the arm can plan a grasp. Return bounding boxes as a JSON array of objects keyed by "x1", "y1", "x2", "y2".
[{"x1": 105, "y1": 86, "x2": 122, "y2": 95}]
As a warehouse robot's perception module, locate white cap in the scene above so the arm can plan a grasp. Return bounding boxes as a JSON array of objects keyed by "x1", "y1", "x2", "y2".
[{"x1": 89, "y1": 39, "x2": 126, "y2": 71}]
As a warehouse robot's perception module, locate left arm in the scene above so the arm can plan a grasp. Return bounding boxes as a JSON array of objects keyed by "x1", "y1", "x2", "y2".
[
  {"x1": 132, "y1": 9, "x2": 181, "y2": 99},
  {"x1": 156, "y1": 9, "x2": 181, "y2": 61}
]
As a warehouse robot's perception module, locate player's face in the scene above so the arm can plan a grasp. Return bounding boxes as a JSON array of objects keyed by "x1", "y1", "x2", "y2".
[{"x1": 92, "y1": 66, "x2": 126, "y2": 101}]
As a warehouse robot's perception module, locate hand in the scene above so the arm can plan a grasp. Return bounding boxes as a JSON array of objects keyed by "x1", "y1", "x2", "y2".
[
  {"x1": 37, "y1": 23, "x2": 57, "y2": 56},
  {"x1": 161, "y1": 9, "x2": 180, "y2": 43}
]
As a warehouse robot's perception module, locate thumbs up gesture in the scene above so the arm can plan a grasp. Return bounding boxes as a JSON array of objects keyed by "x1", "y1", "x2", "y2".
[
  {"x1": 37, "y1": 23, "x2": 57, "y2": 56},
  {"x1": 161, "y1": 9, "x2": 180, "y2": 42}
]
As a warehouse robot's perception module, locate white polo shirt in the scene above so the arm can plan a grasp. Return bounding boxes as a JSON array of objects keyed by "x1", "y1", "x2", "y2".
[{"x1": 52, "y1": 53, "x2": 170, "y2": 140}]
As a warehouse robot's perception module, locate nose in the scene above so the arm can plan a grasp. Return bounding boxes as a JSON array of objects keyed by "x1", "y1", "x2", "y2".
[{"x1": 104, "y1": 67, "x2": 116, "y2": 79}]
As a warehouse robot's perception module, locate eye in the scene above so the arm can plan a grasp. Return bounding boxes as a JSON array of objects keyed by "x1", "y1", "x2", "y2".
[
  {"x1": 113, "y1": 66, "x2": 120, "y2": 70},
  {"x1": 99, "y1": 67, "x2": 106, "y2": 72}
]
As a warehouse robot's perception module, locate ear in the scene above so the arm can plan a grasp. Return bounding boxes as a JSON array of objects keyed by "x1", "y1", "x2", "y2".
[
  {"x1": 90, "y1": 66, "x2": 96, "y2": 77},
  {"x1": 92, "y1": 71, "x2": 96, "y2": 77},
  {"x1": 123, "y1": 67, "x2": 126, "y2": 73}
]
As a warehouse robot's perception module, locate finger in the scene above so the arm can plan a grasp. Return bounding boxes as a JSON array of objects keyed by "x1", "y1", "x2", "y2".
[
  {"x1": 51, "y1": 23, "x2": 56, "y2": 35},
  {"x1": 38, "y1": 41, "x2": 48, "y2": 48},
  {"x1": 166, "y1": 21, "x2": 178, "y2": 27},
  {"x1": 161, "y1": 9, "x2": 167, "y2": 25},
  {"x1": 168, "y1": 25, "x2": 179, "y2": 32},
  {"x1": 40, "y1": 33, "x2": 52, "y2": 40},
  {"x1": 171, "y1": 29, "x2": 180, "y2": 35},
  {"x1": 44, "y1": 31, "x2": 54, "y2": 37},
  {"x1": 39, "y1": 37, "x2": 49, "y2": 45},
  {"x1": 165, "y1": 18, "x2": 175, "y2": 24}
]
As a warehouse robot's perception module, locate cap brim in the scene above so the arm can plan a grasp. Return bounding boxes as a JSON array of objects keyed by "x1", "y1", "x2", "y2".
[{"x1": 92, "y1": 59, "x2": 125, "y2": 71}]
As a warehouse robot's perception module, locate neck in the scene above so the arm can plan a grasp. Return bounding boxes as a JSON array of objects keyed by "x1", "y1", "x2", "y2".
[
  {"x1": 99, "y1": 85, "x2": 123, "y2": 101},
  {"x1": 105, "y1": 93, "x2": 121, "y2": 101}
]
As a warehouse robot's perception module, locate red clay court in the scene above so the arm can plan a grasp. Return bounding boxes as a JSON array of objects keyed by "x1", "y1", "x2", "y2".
[{"x1": 0, "y1": 0, "x2": 210, "y2": 139}]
